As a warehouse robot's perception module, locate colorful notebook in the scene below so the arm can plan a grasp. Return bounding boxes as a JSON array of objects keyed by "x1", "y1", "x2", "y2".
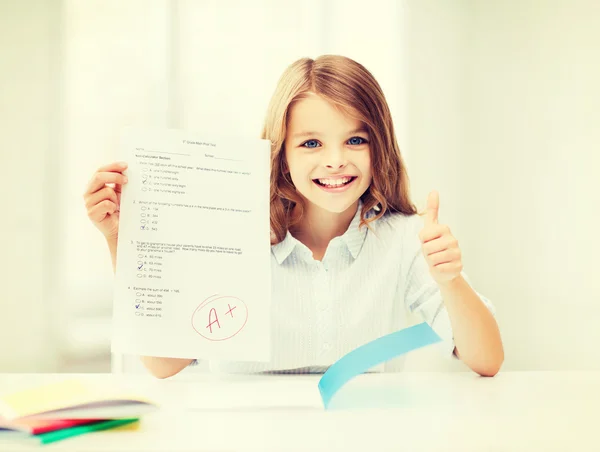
[
  {"x1": 0, "y1": 418, "x2": 139, "y2": 445},
  {"x1": 0, "y1": 378, "x2": 158, "y2": 421},
  {"x1": 0, "y1": 417, "x2": 97, "y2": 435}
]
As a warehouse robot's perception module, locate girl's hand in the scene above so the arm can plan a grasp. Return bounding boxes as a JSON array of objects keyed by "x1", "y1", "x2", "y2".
[
  {"x1": 83, "y1": 161, "x2": 128, "y2": 242},
  {"x1": 418, "y1": 191, "x2": 463, "y2": 286}
]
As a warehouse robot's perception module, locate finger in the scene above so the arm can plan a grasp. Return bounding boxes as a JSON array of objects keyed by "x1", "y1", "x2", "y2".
[
  {"x1": 433, "y1": 261, "x2": 462, "y2": 273},
  {"x1": 422, "y1": 236, "x2": 456, "y2": 256},
  {"x1": 419, "y1": 224, "x2": 449, "y2": 243},
  {"x1": 429, "y1": 249, "x2": 461, "y2": 267},
  {"x1": 84, "y1": 186, "x2": 119, "y2": 209},
  {"x1": 425, "y1": 190, "x2": 439, "y2": 226},
  {"x1": 87, "y1": 200, "x2": 117, "y2": 223},
  {"x1": 97, "y1": 161, "x2": 128, "y2": 173},
  {"x1": 85, "y1": 171, "x2": 128, "y2": 196},
  {"x1": 93, "y1": 161, "x2": 129, "y2": 194}
]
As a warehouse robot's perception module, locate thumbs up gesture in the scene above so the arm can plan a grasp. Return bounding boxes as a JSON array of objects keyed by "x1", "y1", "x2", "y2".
[{"x1": 418, "y1": 191, "x2": 463, "y2": 286}]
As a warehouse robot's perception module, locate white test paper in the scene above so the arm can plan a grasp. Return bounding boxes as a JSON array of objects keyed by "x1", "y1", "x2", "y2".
[{"x1": 111, "y1": 127, "x2": 271, "y2": 362}]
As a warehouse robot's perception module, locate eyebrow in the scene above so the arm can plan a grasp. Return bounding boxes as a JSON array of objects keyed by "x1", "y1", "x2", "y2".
[{"x1": 291, "y1": 128, "x2": 369, "y2": 139}]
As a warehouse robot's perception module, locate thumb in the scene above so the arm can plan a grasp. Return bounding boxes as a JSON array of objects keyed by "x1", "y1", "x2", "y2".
[{"x1": 425, "y1": 190, "x2": 439, "y2": 225}]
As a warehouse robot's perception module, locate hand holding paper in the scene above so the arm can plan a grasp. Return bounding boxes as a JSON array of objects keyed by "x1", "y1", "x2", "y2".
[
  {"x1": 111, "y1": 128, "x2": 272, "y2": 363},
  {"x1": 83, "y1": 161, "x2": 129, "y2": 242}
]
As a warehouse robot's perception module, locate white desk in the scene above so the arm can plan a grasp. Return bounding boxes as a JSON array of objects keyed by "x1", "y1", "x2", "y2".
[{"x1": 1, "y1": 371, "x2": 599, "y2": 451}]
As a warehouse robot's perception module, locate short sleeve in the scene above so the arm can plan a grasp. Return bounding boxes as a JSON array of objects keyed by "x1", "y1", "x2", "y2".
[
  {"x1": 403, "y1": 246, "x2": 458, "y2": 359},
  {"x1": 401, "y1": 217, "x2": 497, "y2": 359}
]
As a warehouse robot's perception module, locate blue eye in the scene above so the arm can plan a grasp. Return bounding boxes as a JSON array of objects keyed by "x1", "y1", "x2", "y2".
[
  {"x1": 302, "y1": 139, "x2": 320, "y2": 149},
  {"x1": 348, "y1": 136, "x2": 367, "y2": 146}
]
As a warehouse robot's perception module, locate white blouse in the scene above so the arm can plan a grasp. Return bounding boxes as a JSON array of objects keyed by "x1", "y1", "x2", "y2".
[{"x1": 193, "y1": 202, "x2": 496, "y2": 374}]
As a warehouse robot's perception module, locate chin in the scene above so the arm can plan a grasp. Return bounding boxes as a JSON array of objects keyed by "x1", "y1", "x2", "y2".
[
  {"x1": 313, "y1": 204, "x2": 351, "y2": 214},
  {"x1": 305, "y1": 194, "x2": 361, "y2": 215}
]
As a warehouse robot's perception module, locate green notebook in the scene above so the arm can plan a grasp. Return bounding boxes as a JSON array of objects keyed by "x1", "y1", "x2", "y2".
[
  {"x1": 38, "y1": 418, "x2": 139, "y2": 445},
  {"x1": 1, "y1": 418, "x2": 139, "y2": 446}
]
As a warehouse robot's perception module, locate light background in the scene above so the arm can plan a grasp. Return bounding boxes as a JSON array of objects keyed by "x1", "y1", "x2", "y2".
[{"x1": 0, "y1": 0, "x2": 598, "y2": 373}]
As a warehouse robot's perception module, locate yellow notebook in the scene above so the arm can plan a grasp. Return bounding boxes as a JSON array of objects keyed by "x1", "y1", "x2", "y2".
[{"x1": 0, "y1": 379, "x2": 158, "y2": 421}]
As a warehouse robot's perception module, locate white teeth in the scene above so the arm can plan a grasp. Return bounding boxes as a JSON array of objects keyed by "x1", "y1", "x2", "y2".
[{"x1": 318, "y1": 177, "x2": 352, "y2": 187}]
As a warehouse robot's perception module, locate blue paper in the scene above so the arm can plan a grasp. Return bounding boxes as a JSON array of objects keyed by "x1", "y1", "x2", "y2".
[{"x1": 318, "y1": 322, "x2": 442, "y2": 408}]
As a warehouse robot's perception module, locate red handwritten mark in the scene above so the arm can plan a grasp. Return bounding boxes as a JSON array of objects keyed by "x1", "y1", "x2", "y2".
[
  {"x1": 191, "y1": 295, "x2": 248, "y2": 341},
  {"x1": 225, "y1": 303, "x2": 236, "y2": 318},
  {"x1": 206, "y1": 307, "x2": 221, "y2": 333}
]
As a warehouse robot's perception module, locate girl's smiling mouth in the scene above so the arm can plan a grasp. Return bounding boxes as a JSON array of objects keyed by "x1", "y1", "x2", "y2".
[{"x1": 312, "y1": 176, "x2": 358, "y2": 192}]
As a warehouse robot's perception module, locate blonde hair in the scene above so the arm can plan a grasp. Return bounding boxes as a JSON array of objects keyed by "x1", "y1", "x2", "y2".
[{"x1": 261, "y1": 55, "x2": 418, "y2": 245}]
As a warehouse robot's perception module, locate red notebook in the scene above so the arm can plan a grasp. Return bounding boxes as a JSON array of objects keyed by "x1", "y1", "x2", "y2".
[{"x1": 0, "y1": 417, "x2": 97, "y2": 435}]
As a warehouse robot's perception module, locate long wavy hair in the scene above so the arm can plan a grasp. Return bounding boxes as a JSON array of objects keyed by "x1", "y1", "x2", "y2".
[{"x1": 261, "y1": 55, "x2": 418, "y2": 245}]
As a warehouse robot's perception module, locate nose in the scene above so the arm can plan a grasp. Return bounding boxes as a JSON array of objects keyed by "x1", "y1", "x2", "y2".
[{"x1": 323, "y1": 146, "x2": 347, "y2": 170}]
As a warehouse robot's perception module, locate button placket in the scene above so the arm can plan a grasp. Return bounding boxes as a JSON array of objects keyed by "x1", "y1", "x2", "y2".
[{"x1": 315, "y1": 261, "x2": 333, "y2": 359}]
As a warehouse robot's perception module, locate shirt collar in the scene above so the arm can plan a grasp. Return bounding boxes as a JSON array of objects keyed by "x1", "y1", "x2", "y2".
[{"x1": 271, "y1": 200, "x2": 373, "y2": 265}]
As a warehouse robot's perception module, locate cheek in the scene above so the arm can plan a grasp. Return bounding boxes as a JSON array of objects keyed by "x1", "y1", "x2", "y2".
[
  {"x1": 283, "y1": 150, "x2": 297, "y2": 175},
  {"x1": 286, "y1": 156, "x2": 310, "y2": 185},
  {"x1": 287, "y1": 153, "x2": 315, "y2": 175},
  {"x1": 359, "y1": 152, "x2": 373, "y2": 180}
]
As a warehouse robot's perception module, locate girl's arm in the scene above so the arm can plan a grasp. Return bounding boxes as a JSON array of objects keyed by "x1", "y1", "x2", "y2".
[
  {"x1": 404, "y1": 248, "x2": 502, "y2": 376},
  {"x1": 438, "y1": 276, "x2": 504, "y2": 376},
  {"x1": 416, "y1": 192, "x2": 504, "y2": 376},
  {"x1": 107, "y1": 237, "x2": 195, "y2": 379}
]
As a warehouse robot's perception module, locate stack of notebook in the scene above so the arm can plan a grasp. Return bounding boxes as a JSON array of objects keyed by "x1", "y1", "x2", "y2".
[{"x1": 0, "y1": 378, "x2": 158, "y2": 445}]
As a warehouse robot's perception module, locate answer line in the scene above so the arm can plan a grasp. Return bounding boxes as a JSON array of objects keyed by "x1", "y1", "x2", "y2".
[
  {"x1": 143, "y1": 150, "x2": 191, "y2": 156},
  {"x1": 214, "y1": 157, "x2": 245, "y2": 162}
]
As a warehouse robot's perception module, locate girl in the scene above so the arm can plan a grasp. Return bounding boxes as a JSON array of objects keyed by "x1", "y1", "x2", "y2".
[{"x1": 83, "y1": 55, "x2": 503, "y2": 379}]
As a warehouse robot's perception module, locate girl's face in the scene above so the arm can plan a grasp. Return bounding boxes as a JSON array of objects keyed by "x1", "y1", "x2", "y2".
[{"x1": 284, "y1": 93, "x2": 373, "y2": 214}]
